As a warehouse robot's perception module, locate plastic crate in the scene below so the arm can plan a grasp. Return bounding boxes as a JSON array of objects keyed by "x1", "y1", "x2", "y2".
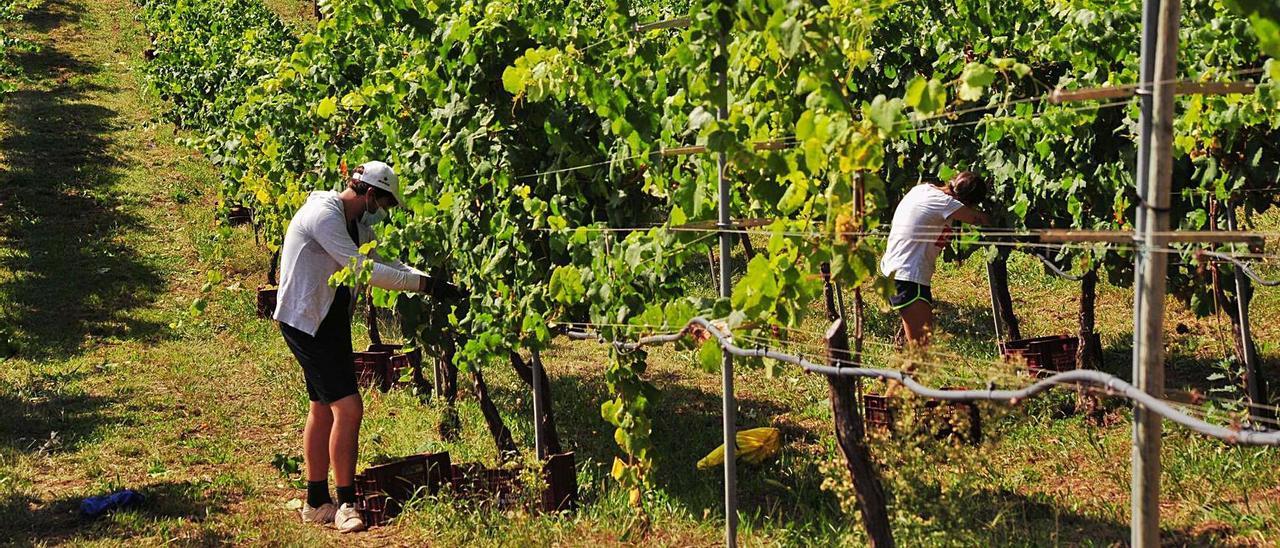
[
  {"x1": 1001, "y1": 335, "x2": 1079, "y2": 374},
  {"x1": 863, "y1": 392, "x2": 981, "y2": 444},
  {"x1": 255, "y1": 286, "x2": 277, "y2": 319},
  {"x1": 922, "y1": 396, "x2": 983, "y2": 446},
  {"x1": 353, "y1": 350, "x2": 393, "y2": 391},
  {"x1": 863, "y1": 393, "x2": 894, "y2": 430},
  {"x1": 227, "y1": 205, "x2": 252, "y2": 226},
  {"x1": 359, "y1": 452, "x2": 452, "y2": 500},
  {"x1": 356, "y1": 493, "x2": 399, "y2": 527},
  {"x1": 353, "y1": 452, "x2": 452, "y2": 526},
  {"x1": 361, "y1": 344, "x2": 423, "y2": 391},
  {"x1": 540, "y1": 452, "x2": 578, "y2": 513},
  {"x1": 450, "y1": 463, "x2": 522, "y2": 509}
]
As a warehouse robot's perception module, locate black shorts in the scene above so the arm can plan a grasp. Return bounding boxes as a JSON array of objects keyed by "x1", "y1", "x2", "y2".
[
  {"x1": 280, "y1": 286, "x2": 357, "y2": 403},
  {"x1": 889, "y1": 280, "x2": 933, "y2": 310}
]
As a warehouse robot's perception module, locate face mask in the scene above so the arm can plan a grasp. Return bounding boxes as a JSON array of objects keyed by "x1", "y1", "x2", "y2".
[{"x1": 360, "y1": 193, "x2": 388, "y2": 225}]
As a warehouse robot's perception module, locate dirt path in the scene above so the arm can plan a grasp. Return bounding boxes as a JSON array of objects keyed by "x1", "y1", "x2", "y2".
[{"x1": 0, "y1": 0, "x2": 411, "y2": 544}]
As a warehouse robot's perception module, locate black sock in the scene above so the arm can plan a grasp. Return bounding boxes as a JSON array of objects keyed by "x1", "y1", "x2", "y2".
[
  {"x1": 307, "y1": 480, "x2": 331, "y2": 508},
  {"x1": 336, "y1": 485, "x2": 357, "y2": 506}
]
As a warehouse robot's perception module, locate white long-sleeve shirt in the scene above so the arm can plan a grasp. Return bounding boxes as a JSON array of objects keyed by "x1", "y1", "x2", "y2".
[{"x1": 274, "y1": 190, "x2": 422, "y2": 336}]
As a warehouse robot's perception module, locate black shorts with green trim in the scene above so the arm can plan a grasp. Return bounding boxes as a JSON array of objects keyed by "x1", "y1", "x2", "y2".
[{"x1": 889, "y1": 280, "x2": 933, "y2": 310}]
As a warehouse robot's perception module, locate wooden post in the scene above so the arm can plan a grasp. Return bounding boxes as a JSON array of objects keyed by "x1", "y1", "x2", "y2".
[
  {"x1": 1225, "y1": 207, "x2": 1270, "y2": 424},
  {"x1": 1131, "y1": 0, "x2": 1178, "y2": 544},
  {"x1": 987, "y1": 248, "x2": 1022, "y2": 341},
  {"x1": 1077, "y1": 267, "x2": 1102, "y2": 370},
  {"x1": 821, "y1": 264, "x2": 894, "y2": 547},
  {"x1": 366, "y1": 302, "x2": 381, "y2": 347},
  {"x1": 513, "y1": 350, "x2": 564, "y2": 458},
  {"x1": 1076, "y1": 266, "x2": 1103, "y2": 416},
  {"x1": 436, "y1": 334, "x2": 461, "y2": 440},
  {"x1": 472, "y1": 367, "x2": 518, "y2": 461}
]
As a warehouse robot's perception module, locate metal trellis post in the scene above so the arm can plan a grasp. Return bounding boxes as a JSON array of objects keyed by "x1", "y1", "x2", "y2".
[
  {"x1": 1132, "y1": 0, "x2": 1179, "y2": 545},
  {"x1": 714, "y1": 12, "x2": 738, "y2": 548}
]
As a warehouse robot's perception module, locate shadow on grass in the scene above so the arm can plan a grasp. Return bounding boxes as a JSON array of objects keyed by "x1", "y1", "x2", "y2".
[
  {"x1": 0, "y1": 0, "x2": 170, "y2": 360},
  {"x1": 488, "y1": 364, "x2": 850, "y2": 533},
  {"x1": 0, "y1": 366, "x2": 131, "y2": 455},
  {"x1": 485, "y1": 361, "x2": 1238, "y2": 544},
  {"x1": 21, "y1": 0, "x2": 82, "y2": 34},
  {"x1": 893, "y1": 477, "x2": 1229, "y2": 545},
  {"x1": 0, "y1": 480, "x2": 234, "y2": 545}
]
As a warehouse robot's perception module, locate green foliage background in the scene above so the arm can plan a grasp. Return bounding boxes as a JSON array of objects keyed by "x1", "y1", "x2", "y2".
[{"x1": 138, "y1": 0, "x2": 1280, "y2": 511}]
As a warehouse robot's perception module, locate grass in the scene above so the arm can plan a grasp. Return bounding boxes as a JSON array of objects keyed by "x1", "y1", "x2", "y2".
[
  {"x1": 260, "y1": 0, "x2": 317, "y2": 30},
  {"x1": 0, "y1": 0, "x2": 1278, "y2": 545}
]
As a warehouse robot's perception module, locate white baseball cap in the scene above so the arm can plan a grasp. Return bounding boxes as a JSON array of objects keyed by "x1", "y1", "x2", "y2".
[{"x1": 354, "y1": 161, "x2": 399, "y2": 203}]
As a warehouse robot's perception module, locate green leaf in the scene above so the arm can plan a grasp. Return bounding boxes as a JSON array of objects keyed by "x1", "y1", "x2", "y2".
[
  {"x1": 548, "y1": 266, "x2": 585, "y2": 304},
  {"x1": 904, "y1": 77, "x2": 946, "y2": 115},
  {"x1": 904, "y1": 77, "x2": 928, "y2": 108},
  {"x1": 961, "y1": 62, "x2": 996, "y2": 87},
  {"x1": 1250, "y1": 14, "x2": 1280, "y2": 57},
  {"x1": 777, "y1": 173, "x2": 809, "y2": 213},
  {"x1": 698, "y1": 339, "x2": 722, "y2": 373},
  {"x1": 316, "y1": 96, "x2": 338, "y2": 118},
  {"x1": 867, "y1": 95, "x2": 904, "y2": 138},
  {"x1": 795, "y1": 110, "x2": 815, "y2": 140},
  {"x1": 1012, "y1": 195, "x2": 1030, "y2": 219},
  {"x1": 340, "y1": 91, "x2": 366, "y2": 109},
  {"x1": 601, "y1": 399, "x2": 623, "y2": 424},
  {"x1": 958, "y1": 63, "x2": 995, "y2": 101},
  {"x1": 501, "y1": 64, "x2": 528, "y2": 95}
]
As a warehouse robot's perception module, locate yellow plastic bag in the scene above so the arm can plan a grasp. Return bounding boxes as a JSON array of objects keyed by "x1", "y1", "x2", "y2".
[{"x1": 697, "y1": 427, "x2": 781, "y2": 470}]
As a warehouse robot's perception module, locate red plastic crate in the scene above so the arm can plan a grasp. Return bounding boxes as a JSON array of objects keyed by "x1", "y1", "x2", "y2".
[
  {"x1": 450, "y1": 463, "x2": 522, "y2": 509},
  {"x1": 863, "y1": 394, "x2": 894, "y2": 430},
  {"x1": 353, "y1": 350, "x2": 393, "y2": 391},
  {"x1": 356, "y1": 493, "x2": 398, "y2": 527},
  {"x1": 360, "y1": 344, "x2": 423, "y2": 391},
  {"x1": 922, "y1": 396, "x2": 983, "y2": 446},
  {"x1": 1001, "y1": 335, "x2": 1079, "y2": 374},
  {"x1": 862, "y1": 392, "x2": 981, "y2": 444},
  {"x1": 354, "y1": 452, "x2": 452, "y2": 526}
]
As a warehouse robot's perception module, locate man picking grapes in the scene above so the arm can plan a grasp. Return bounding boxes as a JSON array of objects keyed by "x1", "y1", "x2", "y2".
[
  {"x1": 274, "y1": 161, "x2": 453, "y2": 532},
  {"x1": 879, "y1": 171, "x2": 991, "y2": 346}
]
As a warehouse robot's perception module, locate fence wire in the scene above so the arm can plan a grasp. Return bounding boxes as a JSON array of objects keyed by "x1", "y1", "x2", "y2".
[{"x1": 561, "y1": 317, "x2": 1280, "y2": 445}]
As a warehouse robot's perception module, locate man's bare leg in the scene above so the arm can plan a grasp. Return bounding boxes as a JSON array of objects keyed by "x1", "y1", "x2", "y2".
[
  {"x1": 304, "y1": 401, "x2": 334, "y2": 483},
  {"x1": 328, "y1": 393, "x2": 363, "y2": 489}
]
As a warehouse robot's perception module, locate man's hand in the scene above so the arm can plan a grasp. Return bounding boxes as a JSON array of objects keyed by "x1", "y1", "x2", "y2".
[{"x1": 418, "y1": 275, "x2": 466, "y2": 301}]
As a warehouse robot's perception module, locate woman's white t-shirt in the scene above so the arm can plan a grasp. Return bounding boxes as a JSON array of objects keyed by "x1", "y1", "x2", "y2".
[{"x1": 879, "y1": 184, "x2": 964, "y2": 286}]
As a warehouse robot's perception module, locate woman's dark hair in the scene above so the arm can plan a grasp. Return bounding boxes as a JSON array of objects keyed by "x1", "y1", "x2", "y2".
[{"x1": 948, "y1": 171, "x2": 987, "y2": 206}]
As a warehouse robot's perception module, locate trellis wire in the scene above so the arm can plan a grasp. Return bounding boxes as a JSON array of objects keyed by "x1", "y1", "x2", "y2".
[
  {"x1": 561, "y1": 317, "x2": 1280, "y2": 445},
  {"x1": 1198, "y1": 250, "x2": 1280, "y2": 286},
  {"x1": 739, "y1": 332, "x2": 1280, "y2": 429},
  {"x1": 539, "y1": 223, "x2": 1280, "y2": 264}
]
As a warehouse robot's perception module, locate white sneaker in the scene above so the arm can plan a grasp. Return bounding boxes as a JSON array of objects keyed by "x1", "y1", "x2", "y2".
[
  {"x1": 300, "y1": 502, "x2": 337, "y2": 525},
  {"x1": 335, "y1": 503, "x2": 366, "y2": 533}
]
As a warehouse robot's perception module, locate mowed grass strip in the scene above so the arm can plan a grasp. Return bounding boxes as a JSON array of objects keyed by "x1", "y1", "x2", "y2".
[{"x1": 0, "y1": 0, "x2": 1276, "y2": 545}]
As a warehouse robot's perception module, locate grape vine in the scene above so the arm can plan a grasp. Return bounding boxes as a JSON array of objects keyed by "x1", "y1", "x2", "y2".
[{"x1": 139, "y1": 0, "x2": 1280, "y2": 539}]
